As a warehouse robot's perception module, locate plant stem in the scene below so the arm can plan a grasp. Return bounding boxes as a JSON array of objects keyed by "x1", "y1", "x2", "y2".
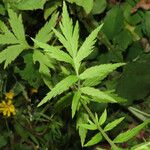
[{"x1": 80, "y1": 100, "x2": 119, "y2": 150}]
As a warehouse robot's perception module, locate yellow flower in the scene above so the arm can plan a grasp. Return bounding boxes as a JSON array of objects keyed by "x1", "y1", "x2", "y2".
[
  {"x1": 0, "y1": 100, "x2": 16, "y2": 117},
  {"x1": 30, "y1": 88, "x2": 38, "y2": 94},
  {"x1": 5, "y1": 91, "x2": 14, "y2": 100}
]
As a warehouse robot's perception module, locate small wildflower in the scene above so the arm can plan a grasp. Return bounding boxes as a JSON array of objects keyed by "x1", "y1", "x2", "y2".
[
  {"x1": 30, "y1": 88, "x2": 38, "y2": 95},
  {"x1": 5, "y1": 91, "x2": 14, "y2": 100},
  {"x1": 0, "y1": 99, "x2": 16, "y2": 117}
]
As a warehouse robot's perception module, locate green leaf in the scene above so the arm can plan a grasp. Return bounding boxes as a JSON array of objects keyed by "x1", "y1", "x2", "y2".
[
  {"x1": 84, "y1": 133, "x2": 102, "y2": 147},
  {"x1": 143, "y1": 12, "x2": 150, "y2": 38},
  {"x1": 38, "y1": 75, "x2": 78, "y2": 106},
  {"x1": 117, "y1": 61, "x2": 150, "y2": 102},
  {"x1": 80, "y1": 63, "x2": 125, "y2": 80},
  {"x1": 131, "y1": 142, "x2": 150, "y2": 150},
  {"x1": 76, "y1": 113, "x2": 89, "y2": 146},
  {"x1": 79, "y1": 123, "x2": 97, "y2": 130},
  {"x1": 0, "y1": 21, "x2": 18, "y2": 45},
  {"x1": 15, "y1": 0, "x2": 46, "y2": 10},
  {"x1": 102, "y1": 6, "x2": 124, "y2": 40},
  {"x1": 80, "y1": 87, "x2": 116, "y2": 103},
  {"x1": 32, "y1": 39, "x2": 73, "y2": 65},
  {"x1": 72, "y1": 91, "x2": 81, "y2": 118},
  {"x1": 76, "y1": 25, "x2": 103, "y2": 64},
  {"x1": 113, "y1": 120, "x2": 150, "y2": 143},
  {"x1": 15, "y1": 53, "x2": 42, "y2": 88},
  {"x1": 8, "y1": 9, "x2": 28, "y2": 47},
  {"x1": 35, "y1": 12, "x2": 58, "y2": 43},
  {"x1": 0, "y1": 135, "x2": 7, "y2": 148},
  {"x1": 92, "y1": 0, "x2": 106, "y2": 15},
  {"x1": 33, "y1": 50, "x2": 54, "y2": 89},
  {"x1": 54, "y1": 2, "x2": 79, "y2": 58},
  {"x1": 104, "y1": 117, "x2": 125, "y2": 132},
  {"x1": 0, "y1": 44, "x2": 24, "y2": 68},
  {"x1": 99, "y1": 109, "x2": 107, "y2": 125},
  {"x1": 67, "y1": 0, "x2": 94, "y2": 14}
]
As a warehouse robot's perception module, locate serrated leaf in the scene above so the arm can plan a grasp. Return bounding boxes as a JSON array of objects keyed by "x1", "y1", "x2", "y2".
[
  {"x1": 113, "y1": 120, "x2": 150, "y2": 143},
  {"x1": 80, "y1": 63, "x2": 125, "y2": 80},
  {"x1": 32, "y1": 39, "x2": 73, "y2": 65},
  {"x1": 79, "y1": 123, "x2": 97, "y2": 130},
  {"x1": 0, "y1": 44, "x2": 24, "y2": 68},
  {"x1": 38, "y1": 75, "x2": 78, "y2": 106},
  {"x1": 99, "y1": 109, "x2": 107, "y2": 125},
  {"x1": 72, "y1": 91, "x2": 81, "y2": 118},
  {"x1": 0, "y1": 21, "x2": 18, "y2": 45},
  {"x1": 81, "y1": 87, "x2": 116, "y2": 103},
  {"x1": 8, "y1": 9, "x2": 28, "y2": 47},
  {"x1": 54, "y1": 2, "x2": 79, "y2": 58},
  {"x1": 104, "y1": 117, "x2": 125, "y2": 132},
  {"x1": 15, "y1": 0, "x2": 46, "y2": 10},
  {"x1": 35, "y1": 13, "x2": 58, "y2": 44},
  {"x1": 33, "y1": 50, "x2": 54, "y2": 89},
  {"x1": 76, "y1": 25, "x2": 103, "y2": 65},
  {"x1": 84, "y1": 133, "x2": 102, "y2": 147}
]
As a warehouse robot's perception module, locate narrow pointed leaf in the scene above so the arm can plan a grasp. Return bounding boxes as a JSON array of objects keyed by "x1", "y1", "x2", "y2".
[
  {"x1": 113, "y1": 120, "x2": 150, "y2": 143},
  {"x1": 84, "y1": 133, "x2": 102, "y2": 147},
  {"x1": 81, "y1": 87, "x2": 117, "y2": 103},
  {"x1": 80, "y1": 63, "x2": 125, "y2": 80},
  {"x1": 104, "y1": 117, "x2": 125, "y2": 132},
  {"x1": 99, "y1": 109, "x2": 107, "y2": 125},
  {"x1": 61, "y1": 2, "x2": 73, "y2": 43},
  {"x1": 0, "y1": 21, "x2": 18, "y2": 44},
  {"x1": 76, "y1": 24, "x2": 103, "y2": 63},
  {"x1": 0, "y1": 44, "x2": 24, "y2": 68},
  {"x1": 8, "y1": 9, "x2": 27, "y2": 46},
  {"x1": 35, "y1": 12, "x2": 58, "y2": 43},
  {"x1": 32, "y1": 39, "x2": 73, "y2": 65},
  {"x1": 38, "y1": 75, "x2": 78, "y2": 106},
  {"x1": 79, "y1": 124, "x2": 97, "y2": 130},
  {"x1": 76, "y1": 113, "x2": 89, "y2": 146},
  {"x1": 72, "y1": 91, "x2": 81, "y2": 118}
]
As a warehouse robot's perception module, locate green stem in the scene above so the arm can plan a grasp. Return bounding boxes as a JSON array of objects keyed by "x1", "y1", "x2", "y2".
[{"x1": 81, "y1": 100, "x2": 119, "y2": 149}]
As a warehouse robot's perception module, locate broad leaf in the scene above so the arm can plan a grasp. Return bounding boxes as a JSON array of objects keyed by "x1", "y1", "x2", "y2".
[
  {"x1": 16, "y1": 53, "x2": 42, "y2": 88},
  {"x1": 104, "y1": 117, "x2": 125, "y2": 132},
  {"x1": 84, "y1": 133, "x2": 102, "y2": 147},
  {"x1": 81, "y1": 87, "x2": 117, "y2": 103},
  {"x1": 99, "y1": 109, "x2": 107, "y2": 125},
  {"x1": 72, "y1": 91, "x2": 81, "y2": 118},
  {"x1": 67, "y1": 0, "x2": 94, "y2": 14},
  {"x1": 113, "y1": 120, "x2": 150, "y2": 143},
  {"x1": 80, "y1": 63, "x2": 125, "y2": 80},
  {"x1": 15, "y1": 0, "x2": 46, "y2": 10},
  {"x1": 38, "y1": 75, "x2": 78, "y2": 106},
  {"x1": 35, "y1": 13, "x2": 58, "y2": 43},
  {"x1": 102, "y1": 6, "x2": 124, "y2": 40}
]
